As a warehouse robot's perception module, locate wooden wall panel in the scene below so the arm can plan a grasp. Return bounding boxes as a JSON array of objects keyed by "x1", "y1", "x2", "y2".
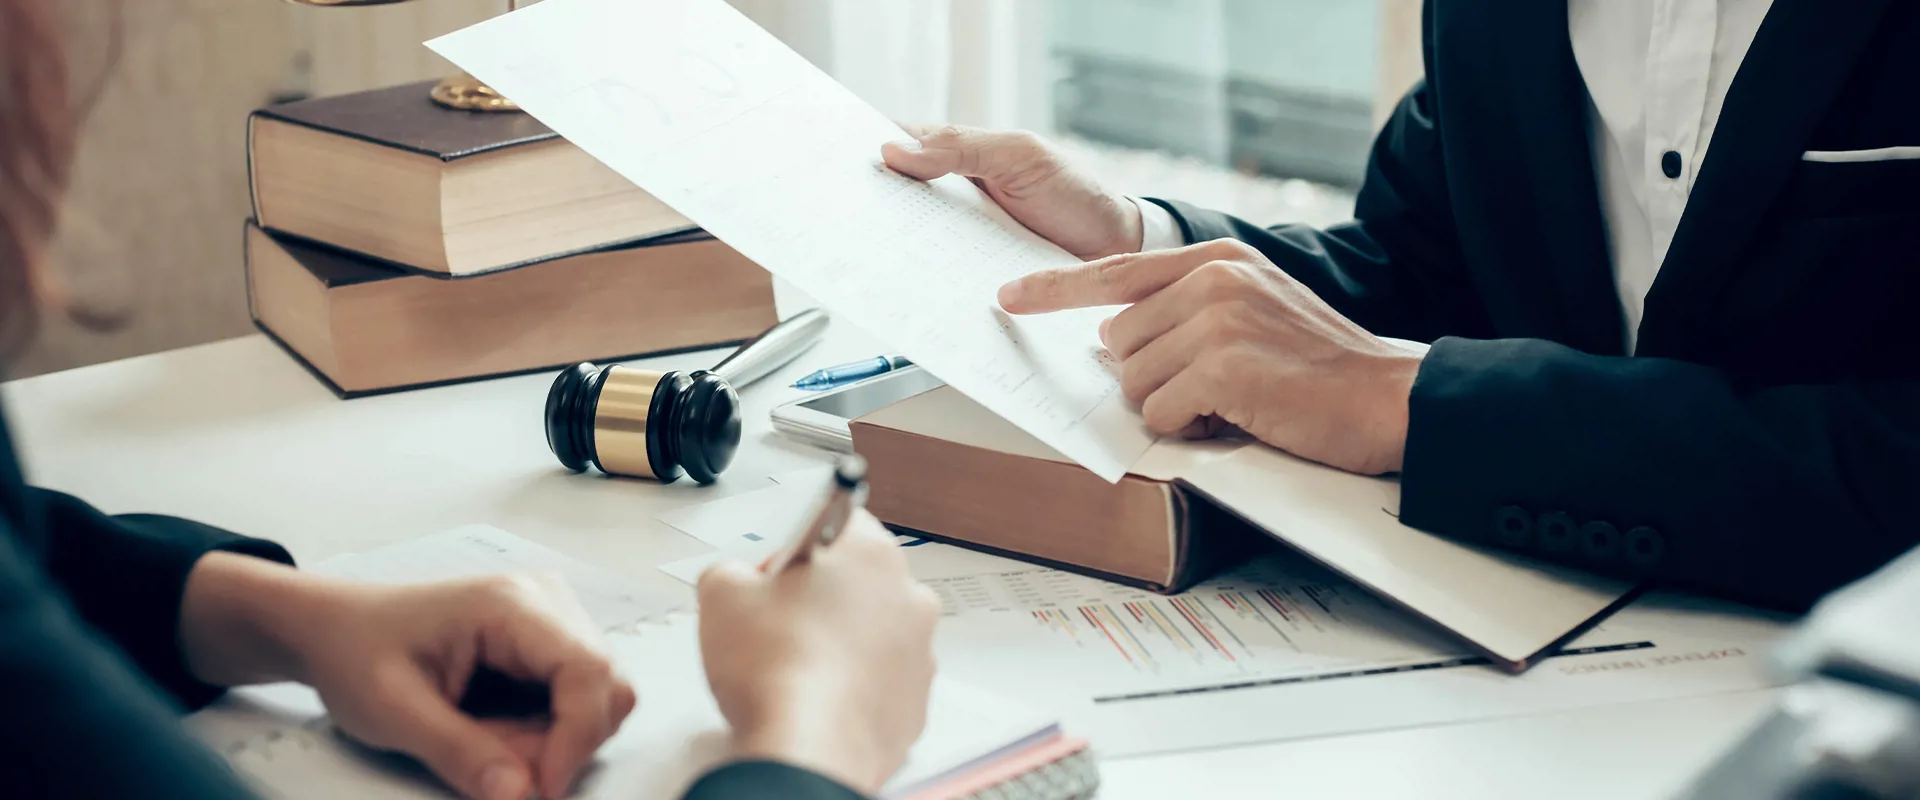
[
  {"x1": 14, "y1": 0, "x2": 501, "y2": 378},
  {"x1": 15, "y1": 1, "x2": 291, "y2": 377},
  {"x1": 299, "y1": 0, "x2": 503, "y2": 98}
]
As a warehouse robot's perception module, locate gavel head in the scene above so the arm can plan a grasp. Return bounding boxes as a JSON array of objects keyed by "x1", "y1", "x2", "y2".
[{"x1": 544, "y1": 362, "x2": 743, "y2": 484}]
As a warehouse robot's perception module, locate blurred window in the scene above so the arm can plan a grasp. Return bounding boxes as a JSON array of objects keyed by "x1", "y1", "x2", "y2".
[{"x1": 1047, "y1": 0, "x2": 1379, "y2": 188}]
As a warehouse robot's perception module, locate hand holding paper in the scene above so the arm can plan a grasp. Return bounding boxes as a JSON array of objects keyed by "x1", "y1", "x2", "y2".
[{"x1": 427, "y1": 0, "x2": 1154, "y2": 481}]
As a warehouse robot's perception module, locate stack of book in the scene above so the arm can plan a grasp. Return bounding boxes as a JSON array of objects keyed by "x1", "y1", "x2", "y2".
[{"x1": 244, "y1": 81, "x2": 778, "y2": 397}]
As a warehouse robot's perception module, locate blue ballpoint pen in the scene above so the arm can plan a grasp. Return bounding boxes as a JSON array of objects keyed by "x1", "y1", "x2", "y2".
[{"x1": 792, "y1": 355, "x2": 914, "y2": 391}]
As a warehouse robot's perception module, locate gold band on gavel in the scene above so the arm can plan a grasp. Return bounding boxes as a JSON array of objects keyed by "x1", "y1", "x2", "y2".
[{"x1": 593, "y1": 367, "x2": 664, "y2": 481}]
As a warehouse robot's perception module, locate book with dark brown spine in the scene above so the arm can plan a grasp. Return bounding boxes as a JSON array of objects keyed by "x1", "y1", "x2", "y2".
[
  {"x1": 248, "y1": 81, "x2": 696, "y2": 277},
  {"x1": 245, "y1": 222, "x2": 777, "y2": 398}
]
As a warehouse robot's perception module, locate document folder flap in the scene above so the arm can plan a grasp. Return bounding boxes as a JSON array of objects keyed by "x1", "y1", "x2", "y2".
[{"x1": 1175, "y1": 445, "x2": 1634, "y2": 671}]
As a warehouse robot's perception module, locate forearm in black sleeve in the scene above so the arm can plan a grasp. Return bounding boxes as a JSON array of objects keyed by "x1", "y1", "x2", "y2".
[
  {"x1": 0, "y1": 528, "x2": 260, "y2": 799},
  {"x1": 683, "y1": 761, "x2": 870, "y2": 800},
  {"x1": 30, "y1": 488, "x2": 294, "y2": 710},
  {"x1": 1401, "y1": 337, "x2": 1920, "y2": 612},
  {"x1": 1146, "y1": 1, "x2": 1493, "y2": 343}
]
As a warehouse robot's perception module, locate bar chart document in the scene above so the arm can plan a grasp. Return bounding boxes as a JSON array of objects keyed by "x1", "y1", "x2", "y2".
[
  {"x1": 928, "y1": 552, "x2": 1790, "y2": 756},
  {"x1": 427, "y1": 0, "x2": 1153, "y2": 481}
]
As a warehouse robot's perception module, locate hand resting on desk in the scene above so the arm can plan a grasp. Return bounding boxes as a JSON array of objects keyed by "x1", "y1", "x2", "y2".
[{"x1": 180, "y1": 553, "x2": 635, "y2": 800}]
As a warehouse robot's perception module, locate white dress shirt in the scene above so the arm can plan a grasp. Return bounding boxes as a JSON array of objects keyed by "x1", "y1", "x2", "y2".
[{"x1": 1135, "y1": 0, "x2": 1774, "y2": 352}]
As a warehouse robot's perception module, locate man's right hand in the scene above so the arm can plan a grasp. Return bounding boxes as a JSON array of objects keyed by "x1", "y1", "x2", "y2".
[
  {"x1": 696, "y1": 510, "x2": 942, "y2": 795},
  {"x1": 882, "y1": 124, "x2": 1143, "y2": 260}
]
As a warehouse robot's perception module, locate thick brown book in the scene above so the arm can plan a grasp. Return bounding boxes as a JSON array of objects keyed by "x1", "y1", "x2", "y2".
[
  {"x1": 853, "y1": 386, "x2": 1638, "y2": 673},
  {"x1": 245, "y1": 222, "x2": 776, "y2": 397},
  {"x1": 248, "y1": 82, "x2": 695, "y2": 276},
  {"x1": 852, "y1": 387, "x2": 1267, "y2": 593}
]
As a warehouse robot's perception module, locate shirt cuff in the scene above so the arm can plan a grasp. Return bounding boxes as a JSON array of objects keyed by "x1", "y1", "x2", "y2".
[
  {"x1": 1130, "y1": 196, "x2": 1188, "y2": 251},
  {"x1": 1380, "y1": 337, "x2": 1432, "y2": 356}
]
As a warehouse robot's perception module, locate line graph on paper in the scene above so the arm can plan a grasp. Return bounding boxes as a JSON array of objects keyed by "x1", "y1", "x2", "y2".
[
  {"x1": 930, "y1": 555, "x2": 1652, "y2": 703},
  {"x1": 429, "y1": 0, "x2": 1157, "y2": 480}
]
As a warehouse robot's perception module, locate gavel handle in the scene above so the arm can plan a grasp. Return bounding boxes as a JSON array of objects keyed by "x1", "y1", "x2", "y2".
[{"x1": 711, "y1": 307, "x2": 832, "y2": 388}]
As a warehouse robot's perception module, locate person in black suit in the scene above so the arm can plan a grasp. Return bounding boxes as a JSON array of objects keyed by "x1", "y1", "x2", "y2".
[
  {"x1": 0, "y1": 1, "x2": 931, "y2": 798},
  {"x1": 882, "y1": 0, "x2": 1920, "y2": 614}
]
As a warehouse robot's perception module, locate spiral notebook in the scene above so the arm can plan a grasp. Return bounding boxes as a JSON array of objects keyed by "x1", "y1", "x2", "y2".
[{"x1": 213, "y1": 526, "x2": 1097, "y2": 800}]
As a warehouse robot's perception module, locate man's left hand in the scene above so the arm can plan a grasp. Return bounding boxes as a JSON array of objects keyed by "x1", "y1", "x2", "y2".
[
  {"x1": 184, "y1": 556, "x2": 636, "y2": 800},
  {"x1": 999, "y1": 239, "x2": 1422, "y2": 475}
]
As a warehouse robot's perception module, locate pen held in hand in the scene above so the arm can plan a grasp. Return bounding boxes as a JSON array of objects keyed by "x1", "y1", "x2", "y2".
[{"x1": 761, "y1": 455, "x2": 869, "y2": 573}]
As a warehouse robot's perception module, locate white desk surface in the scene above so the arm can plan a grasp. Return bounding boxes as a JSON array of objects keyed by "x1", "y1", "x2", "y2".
[{"x1": 1, "y1": 293, "x2": 1778, "y2": 800}]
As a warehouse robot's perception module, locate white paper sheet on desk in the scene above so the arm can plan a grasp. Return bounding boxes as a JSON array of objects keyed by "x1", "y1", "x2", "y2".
[
  {"x1": 195, "y1": 526, "x2": 684, "y2": 775},
  {"x1": 426, "y1": 0, "x2": 1153, "y2": 482},
  {"x1": 920, "y1": 549, "x2": 1788, "y2": 757},
  {"x1": 315, "y1": 525, "x2": 680, "y2": 633},
  {"x1": 655, "y1": 481, "x2": 1033, "y2": 586},
  {"x1": 658, "y1": 482, "x2": 820, "y2": 551},
  {"x1": 220, "y1": 618, "x2": 1062, "y2": 800}
]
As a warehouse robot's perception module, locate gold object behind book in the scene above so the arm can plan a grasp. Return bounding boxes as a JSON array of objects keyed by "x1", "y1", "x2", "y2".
[{"x1": 285, "y1": 0, "x2": 523, "y2": 112}]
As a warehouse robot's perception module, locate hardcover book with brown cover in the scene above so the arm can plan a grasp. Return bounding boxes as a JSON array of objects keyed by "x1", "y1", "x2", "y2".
[
  {"x1": 249, "y1": 81, "x2": 695, "y2": 276},
  {"x1": 245, "y1": 222, "x2": 776, "y2": 398},
  {"x1": 851, "y1": 386, "x2": 1267, "y2": 593}
]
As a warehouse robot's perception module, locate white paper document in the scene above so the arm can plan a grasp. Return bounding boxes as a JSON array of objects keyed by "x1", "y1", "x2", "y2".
[
  {"x1": 646, "y1": 483, "x2": 1783, "y2": 757},
  {"x1": 427, "y1": 0, "x2": 1154, "y2": 481},
  {"x1": 212, "y1": 527, "x2": 1060, "y2": 799},
  {"x1": 764, "y1": 466, "x2": 832, "y2": 487},
  {"x1": 658, "y1": 482, "x2": 821, "y2": 551},
  {"x1": 221, "y1": 618, "x2": 1061, "y2": 800},
  {"x1": 655, "y1": 481, "x2": 1033, "y2": 587},
  {"x1": 926, "y1": 552, "x2": 1791, "y2": 757},
  {"x1": 199, "y1": 525, "x2": 683, "y2": 786},
  {"x1": 315, "y1": 525, "x2": 680, "y2": 633}
]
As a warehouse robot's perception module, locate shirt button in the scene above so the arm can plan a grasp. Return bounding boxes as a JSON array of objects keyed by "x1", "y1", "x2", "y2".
[{"x1": 1661, "y1": 150, "x2": 1682, "y2": 179}]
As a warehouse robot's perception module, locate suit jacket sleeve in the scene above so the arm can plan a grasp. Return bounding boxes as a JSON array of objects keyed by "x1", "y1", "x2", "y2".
[
  {"x1": 1402, "y1": 338, "x2": 1920, "y2": 612},
  {"x1": 0, "y1": 504, "x2": 272, "y2": 799},
  {"x1": 683, "y1": 760, "x2": 869, "y2": 800},
  {"x1": 29, "y1": 488, "x2": 296, "y2": 710}
]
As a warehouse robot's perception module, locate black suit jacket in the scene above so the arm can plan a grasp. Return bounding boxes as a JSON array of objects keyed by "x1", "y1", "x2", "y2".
[
  {"x1": 1150, "y1": 0, "x2": 1920, "y2": 613},
  {"x1": 0, "y1": 408, "x2": 861, "y2": 799}
]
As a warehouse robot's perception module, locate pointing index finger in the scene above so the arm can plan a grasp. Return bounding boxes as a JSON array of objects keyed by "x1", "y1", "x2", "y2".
[{"x1": 998, "y1": 242, "x2": 1220, "y2": 315}]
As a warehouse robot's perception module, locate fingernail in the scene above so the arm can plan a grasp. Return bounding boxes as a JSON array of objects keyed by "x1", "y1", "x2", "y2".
[
  {"x1": 1098, "y1": 317, "x2": 1112, "y2": 344},
  {"x1": 889, "y1": 139, "x2": 922, "y2": 152},
  {"x1": 997, "y1": 280, "x2": 1023, "y2": 308},
  {"x1": 481, "y1": 763, "x2": 524, "y2": 800}
]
